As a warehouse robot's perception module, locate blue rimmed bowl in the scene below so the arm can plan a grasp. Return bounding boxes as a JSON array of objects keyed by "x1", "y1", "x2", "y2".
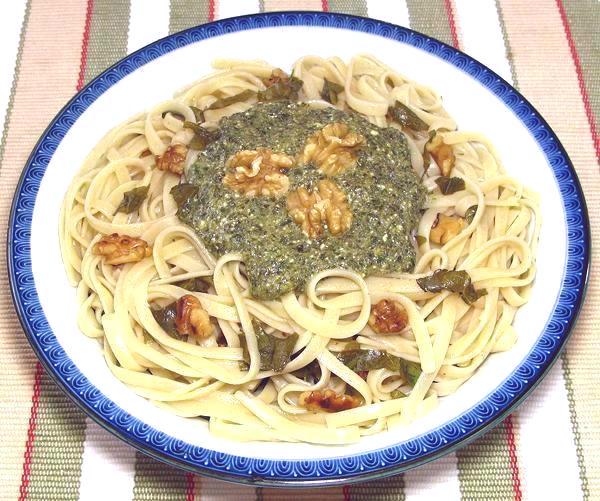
[{"x1": 7, "y1": 12, "x2": 590, "y2": 487}]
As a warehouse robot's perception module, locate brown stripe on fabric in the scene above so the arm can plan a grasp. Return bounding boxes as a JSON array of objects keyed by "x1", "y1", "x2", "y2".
[
  {"x1": 456, "y1": 422, "x2": 514, "y2": 500},
  {"x1": 560, "y1": 0, "x2": 600, "y2": 155},
  {"x1": 348, "y1": 474, "x2": 405, "y2": 500},
  {"x1": 262, "y1": 486, "x2": 345, "y2": 500},
  {"x1": 493, "y1": 0, "x2": 519, "y2": 88},
  {"x1": 170, "y1": 0, "x2": 211, "y2": 33},
  {"x1": 263, "y1": 0, "x2": 323, "y2": 10},
  {"x1": 22, "y1": 373, "x2": 86, "y2": 500},
  {"x1": 405, "y1": 0, "x2": 455, "y2": 46},
  {"x1": 132, "y1": 452, "x2": 189, "y2": 501},
  {"x1": 327, "y1": 0, "x2": 368, "y2": 16},
  {"x1": 0, "y1": 0, "x2": 88, "y2": 499},
  {"x1": 83, "y1": 0, "x2": 131, "y2": 83},
  {"x1": 499, "y1": 0, "x2": 598, "y2": 496}
]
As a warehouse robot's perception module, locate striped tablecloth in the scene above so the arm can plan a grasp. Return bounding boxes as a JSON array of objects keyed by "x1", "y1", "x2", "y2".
[{"x1": 0, "y1": 1, "x2": 598, "y2": 500}]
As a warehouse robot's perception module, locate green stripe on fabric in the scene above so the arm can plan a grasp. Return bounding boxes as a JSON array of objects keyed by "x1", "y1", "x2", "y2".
[
  {"x1": 170, "y1": 0, "x2": 211, "y2": 34},
  {"x1": 348, "y1": 474, "x2": 405, "y2": 500},
  {"x1": 83, "y1": 0, "x2": 131, "y2": 83},
  {"x1": 405, "y1": 0, "x2": 454, "y2": 46},
  {"x1": 132, "y1": 452, "x2": 188, "y2": 501},
  {"x1": 561, "y1": 353, "x2": 590, "y2": 499},
  {"x1": 328, "y1": 0, "x2": 368, "y2": 16},
  {"x1": 0, "y1": 0, "x2": 31, "y2": 167},
  {"x1": 493, "y1": 0, "x2": 519, "y2": 88},
  {"x1": 456, "y1": 423, "x2": 514, "y2": 500},
  {"x1": 561, "y1": 0, "x2": 600, "y2": 134},
  {"x1": 25, "y1": 373, "x2": 86, "y2": 500}
]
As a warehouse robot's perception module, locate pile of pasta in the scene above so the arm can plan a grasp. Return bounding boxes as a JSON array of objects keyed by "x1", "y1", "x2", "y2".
[{"x1": 59, "y1": 55, "x2": 540, "y2": 444}]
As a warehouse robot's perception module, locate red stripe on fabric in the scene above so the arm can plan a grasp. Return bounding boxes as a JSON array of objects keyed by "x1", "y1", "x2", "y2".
[
  {"x1": 443, "y1": 0, "x2": 460, "y2": 49},
  {"x1": 77, "y1": 0, "x2": 94, "y2": 91},
  {"x1": 555, "y1": 0, "x2": 600, "y2": 163},
  {"x1": 321, "y1": 0, "x2": 329, "y2": 12},
  {"x1": 185, "y1": 473, "x2": 195, "y2": 501},
  {"x1": 209, "y1": 0, "x2": 216, "y2": 22},
  {"x1": 343, "y1": 484, "x2": 350, "y2": 501},
  {"x1": 18, "y1": 363, "x2": 43, "y2": 501},
  {"x1": 505, "y1": 415, "x2": 523, "y2": 501}
]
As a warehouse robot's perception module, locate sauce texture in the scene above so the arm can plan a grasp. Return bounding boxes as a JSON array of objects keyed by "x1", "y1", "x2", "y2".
[{"x1": 178, "y1": 102, "x2": 425, "y2": 299}]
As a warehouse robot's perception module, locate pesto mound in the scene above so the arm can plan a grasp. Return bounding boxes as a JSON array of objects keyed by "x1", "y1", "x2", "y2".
[{"x1": 178, "y1": 102, "x2": 425, "y2": 299}]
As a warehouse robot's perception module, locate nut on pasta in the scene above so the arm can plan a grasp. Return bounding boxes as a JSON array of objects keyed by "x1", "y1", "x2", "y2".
[
  {"x1": 287, "y1": 179, "x2": 352, "y2": 238},
  {"x1": 425, "y1": 133, "x2": 455, "y2": 177},
  {"x1": 368, "y1": 299, "x2": 408, "y2": 334},
  {"x1": 93, "y1": 233, "x2": 151, "y2": 265},
  {"x1": 298, "y1": 389, "x2": 361, "y2": 413},
  {"x1": 175, "y1": 294, "x2": 213, "y2": 338},
  {"x1": 302, "y1": 122, "x2": 365, "y2": 176},
  {"x1": 156, "y1": 143, "x2": 188, "y2": 175},
  {"x1": 430, "y1": 213, "x2": 465, "y2": 245},
  {"x1": 223, "y1": 148, "x2": 294, "y2": 198}
]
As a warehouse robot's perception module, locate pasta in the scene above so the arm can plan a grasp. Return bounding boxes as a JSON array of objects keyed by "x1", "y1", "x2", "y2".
[{"x1": 59, "y1": 55, "x2": 540, "y2": 444}]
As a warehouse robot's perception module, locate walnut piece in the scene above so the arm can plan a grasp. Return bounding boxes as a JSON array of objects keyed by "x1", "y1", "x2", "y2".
[
  {"x1": 175, "y1": 294, "x2": 213, "y2": 338},
  {"x1": 430, "y1": 213, "x2": 465, "y2": 245},
  {"x1": 156, "y1": 143, "x2": 188, "y2": 175},
  {"x1": 93, "y1": 233, "x2": 152, "y2": 265},
  {"x1": 368, "y1": 299, "x2": 408, "y2": 334},
  {"x1": 223, "y1": 148, "x2": 294, "y2": 198},
  {"x1": 287, "y1": 179, "x2": 352, "y2": 238},
  {"x1": 262, "y1": 68, "x2": 290, "y2": 87},
  {"x1": 302, "y1": 123, "x2": 365, "y2": 176},
  {"x1": 425, "y1": 133, "x2": 455, "y2": 177},
  {"x1": 298, "y1": 389, "x2": 361, "y2": 413}
]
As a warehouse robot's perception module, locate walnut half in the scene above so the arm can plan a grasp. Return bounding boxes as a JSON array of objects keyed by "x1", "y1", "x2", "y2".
[
  {"x1": 93, "y1": 233, "x2": 151, "y2": 265},
  {"x1": 223, "y1": 148, "x2": 295, "y2": 198},
  {"x1": 430, "y1": 213, "x2": 465, "y2": 245},
  {"x1": 302, "y1": 123, "x2": 365, "y2": 176},
  {"x1": 369, "y1": 299, "x2": 408, "y2": 334},
  {"x1": 298, "y1": 389, "x2": 361, "y2": 413},
  {"x1": 287, "y1": 179, "x2": 352, "y2": 238},
  {"x1": 175, "y1": 294, "x2": 213, "y2": 338},
  {"x1": 157, "y1": 143, "x2": 188, "y2": 175},
  {"x1": 425, "y1": 133, "x2": 455, "y2": 177}
]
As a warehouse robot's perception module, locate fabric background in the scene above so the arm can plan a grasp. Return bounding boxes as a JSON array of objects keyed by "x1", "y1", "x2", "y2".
[{"x1": 0, "y1": 1, "x2": 598, "y2": 500}]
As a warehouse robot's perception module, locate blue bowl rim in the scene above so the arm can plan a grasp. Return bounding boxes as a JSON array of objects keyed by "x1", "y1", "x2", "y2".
[{"x1": 7, "y1": 11, "x2": 591, "y2": 488}]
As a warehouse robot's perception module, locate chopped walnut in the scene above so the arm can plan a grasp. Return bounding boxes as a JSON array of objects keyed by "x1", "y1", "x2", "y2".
[
  {"x1": 93, "y1": 233, "x2": 151, "y2": 265},
  {"x1": 223, "y1": 148, "x2": 294, "y2": 198},
  {"x1": 262, "y1": 68, "x2": 290, "y2": 87},
  {"x1": 298, "y1": 389, "x2": 361, "y2": 413},
  {"x1": 430, "y1": 213, "x2": 465, "y2": 245},
  {"x1": 368, "y1": 299, "x2": 408, "y2": 334},
  {"x1": 425, "y1": 133, "x2": 455, "y2": 177},
  {"x1": 287, "y1": 179, "x2": 352, "y2": 238},
  {"x1": 302, "y1": 123, "x2": 365, "y2": 176},
  {"x1": 175, "y1": 294, "x2": 213, "y2": 338},
  {"x1": 156, "y1": 143, "x2": 188, "y2": 175}
]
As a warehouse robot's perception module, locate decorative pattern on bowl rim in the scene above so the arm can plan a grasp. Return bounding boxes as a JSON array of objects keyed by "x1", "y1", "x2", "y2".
[{"x1": 7, "y1": 12, "x2": 590, "y2": 487}]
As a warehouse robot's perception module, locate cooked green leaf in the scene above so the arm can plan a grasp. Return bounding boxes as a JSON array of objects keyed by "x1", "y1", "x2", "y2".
[
  {"x1": 320, "y1": 78, "x2": 344, "y2": 104},
  {"x1": 175, "y1": 276, "x2": 212, "y2": 293},
  {"x1": 336, "y1": 349, "x2": 421, "y2": 387},
  {"x1": 465, "y1": 205, "x2": 478, "y2": 225},
  {"x1": 298, "y1": 359, "x2": 322, "y2": 383},
  {"x1": 258, "y1": 76, "x2": 303, "y2": 102},
  {"x1": 387, "y1": 101, "x2": 428, "y2": 132},
  {"x1": 206, "y1": 89, "x2": 256, "y2": 110},
  {"x1": 190, "y1": 106, "x2": 205, "y2": 123},
  {"x1": 416, "y1": 269, "x2": 486, "y2": 305},
  {"x1": 415, "y1": 235, "x2": 427, "y2": 247},
  {"x1": 435, "y1": 176, "x2": 465, "y2": 195},
  {"x1": 183, "y1": 121, "x2": 219, "y2": 150},
  {"x1": 151, "y1": 302, "x2": 183, "y2": 339},
  {"x1": 170, "y1": 183, "x2": 198, "y2": 208},
  {"x1": 272, "y1": 333, "x2": 299, "y2": 372},
  {"x1": 244, "y1": 323, "x2": 299, "y2": 372},
  {"x1": 390, "y1": 389, "x2": 407, "y2": 399},
  {"x1": 399, "y1": 359, "x2": 422, "y2": 386},
  {"x1": 116, "y1": 186, "x2": 149, "y2": 214}
]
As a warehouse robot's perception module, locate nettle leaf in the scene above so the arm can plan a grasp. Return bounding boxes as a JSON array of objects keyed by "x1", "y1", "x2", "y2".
[
  {"x1": 183, "y1": 121, "x2": 219, "y2": 150},
  {"x1": 242, "y1": 323, "x2": 298, "y2": 372},
  {"x1": 175, "y1": 276, "x2": 212, "y2": 293},
  {"x1": 320, "y1": 78, "x2": 344, "y2": 105},
  {"x1": 151, "y1": 302, "x2": 184, "y2": 339},
  {"x1": 336, "y1": 349, "x2": 422, "y2": 387},
  {"x1": 207, "y1": 89, "x2": 256, "y2": 110},
  {"x1": 258, "y1": 76, "x2": 303, "y2": 102},
  {"x1": 170, "y1": 183, "x2": 198, "y2": 209},
  {"x1": 435, "y1": 176, "x2": 465, "y2": 195},
  {"x1": 417, "y1": 269, "x2": 486, "y2": 305},
  {"x1": 465, "y1": 205, "x2": 478, "y2": 225},
  {"x1": 116, "y1": 186, "x2": 149, "y2": 214},
  {"x1": 387, "y1": 101, "x2": 428, "y2": 132}
]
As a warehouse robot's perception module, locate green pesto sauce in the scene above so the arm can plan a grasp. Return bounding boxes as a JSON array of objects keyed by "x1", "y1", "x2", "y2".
[{"x1": 179, "y1": 102, "x2": 425, "y2": 300}]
